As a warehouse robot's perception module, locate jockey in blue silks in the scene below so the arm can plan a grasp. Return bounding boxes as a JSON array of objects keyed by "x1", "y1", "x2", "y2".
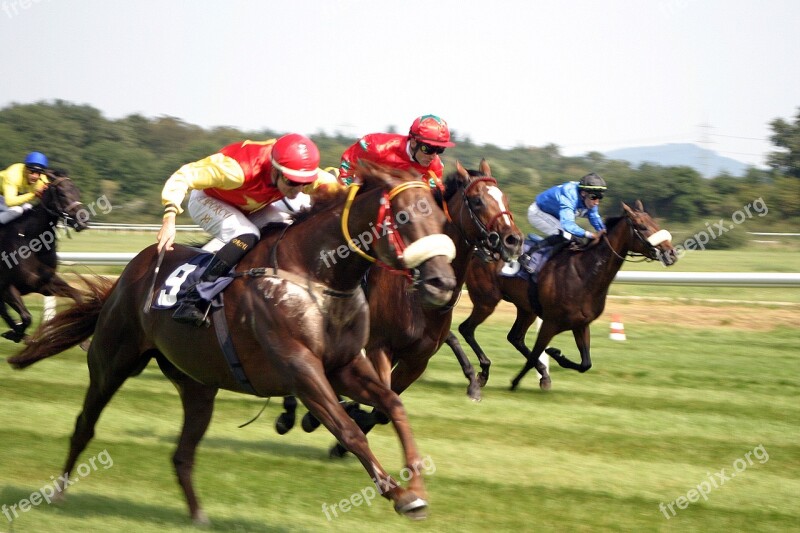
[{"x1": 524, "y1": 173, "x2": 608, "y2": 256}]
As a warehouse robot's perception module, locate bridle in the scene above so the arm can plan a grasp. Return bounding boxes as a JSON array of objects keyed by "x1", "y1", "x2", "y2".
[
  {"x1": 40, "y1": 176, "x2": 85, "y2": 229},
  {"x1": 341, "y1": 180, "x2": 455, "y2": 280},
  {"x1": 602, "y1": 213, "x2": 672, "y2": 263},
  {"x1": 446, "y1": 176, "x2": 514, "y2": 262}
]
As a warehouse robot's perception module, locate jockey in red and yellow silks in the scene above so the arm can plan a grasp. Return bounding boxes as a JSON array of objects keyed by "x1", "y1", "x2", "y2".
[
  {"x1": 338, "y1": 114, "x2": 455, "y2": 186},
  {"x1": 157, "y1": 133, "x2": 341, "y2": 327}
]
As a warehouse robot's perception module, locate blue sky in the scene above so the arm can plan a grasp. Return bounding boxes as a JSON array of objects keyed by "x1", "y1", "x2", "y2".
[{"x1": 1, "y1": 0, "x2": 798, "y2": 167}]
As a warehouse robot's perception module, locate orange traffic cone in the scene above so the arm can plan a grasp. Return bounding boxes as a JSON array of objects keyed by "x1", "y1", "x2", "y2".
[{"x1": 609, "y1": 314, "x2": 626, "y2": 341}]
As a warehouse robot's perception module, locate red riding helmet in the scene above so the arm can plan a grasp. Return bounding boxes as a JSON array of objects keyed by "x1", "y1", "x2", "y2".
[
  {"x1": 408, "y1": 115, "x2": 455, "y2": 147},
  {"x1": 270, "y1": 133, "x2": 321, "y2": 183}
]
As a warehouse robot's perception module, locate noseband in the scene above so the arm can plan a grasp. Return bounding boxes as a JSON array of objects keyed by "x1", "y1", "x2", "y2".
[
  {"x1": 603, "y1": 214, "x2": 672, "y2": 263},
  {"x1": 341, "y1": 181, "x2": 456, "y2": 277}
]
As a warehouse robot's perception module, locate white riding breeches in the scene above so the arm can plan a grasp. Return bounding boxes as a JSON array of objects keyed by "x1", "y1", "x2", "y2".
[
  {"x1": 526, "y1": 202, "x2": 571, "y2": 239},
  {"x1": 187, "y1": 190, "x2": 311, "y2": 243}
]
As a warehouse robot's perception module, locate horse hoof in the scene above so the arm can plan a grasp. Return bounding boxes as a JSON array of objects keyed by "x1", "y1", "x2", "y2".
[
  {"x1": 79, "y1": 338, "x2": 91, "y2": 351},
  {"x1": 192, "y1": 509, "x2": 211, "y2": 527},
  {"x1": 275, "y1": 413, "x2": 295, "y2": 435},
  {"x1": 329, "y1": 443, "x2": 348, "y2": 459},
  {"x1": 478, "y1": 374, "x2": 488, "y2": 388},
  {"x1": 395, "y1": 496, "x2": 428, "y2": 520},
  {"x1": 1, "y1": 330, "x2": 24, "y2": 343},
  {"x1": 509, "y1": 380, "x2": 519, "y2": 391},
  {"x1": 301, "y1": 412, "x2": 320, "y2": 433},
  {"x1": 467, "y1": 385, "x2": 482, "y2": 402},
  {"x1": 539, "y1": 377, "x2": 552, "y2": 391}
]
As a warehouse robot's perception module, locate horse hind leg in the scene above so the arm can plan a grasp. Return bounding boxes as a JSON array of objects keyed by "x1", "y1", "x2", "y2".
[
  {"x1": 57, "y1": 339, "x2": 151, "y2": 500},
  {"x1": 444, "y1": 331, "x2": 483, "y2": 401},
  {"x1": 510, "y1": 320, "x2": 558, "y2": 392},
  {"x1": 156, "y1": 355, "x2": 218, "y2": 525}
]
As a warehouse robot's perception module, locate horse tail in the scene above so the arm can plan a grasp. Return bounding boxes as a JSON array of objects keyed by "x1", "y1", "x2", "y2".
[{"x1": 7, "y1": 275, "x2": 116, "y2": 369}]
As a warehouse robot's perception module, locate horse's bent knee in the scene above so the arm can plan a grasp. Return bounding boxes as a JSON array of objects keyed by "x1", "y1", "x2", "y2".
[{"x1": 579, "y1": 362, "x2": 592, "y2": 373}]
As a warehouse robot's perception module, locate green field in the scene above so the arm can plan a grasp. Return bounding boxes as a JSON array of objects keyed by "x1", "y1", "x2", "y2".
[
  {"x1": 2, "y1": 232, "x2": 798, "y2": 531},
  {"x1": 1, "y1": 295, "x2": 798, "y2": 532}
]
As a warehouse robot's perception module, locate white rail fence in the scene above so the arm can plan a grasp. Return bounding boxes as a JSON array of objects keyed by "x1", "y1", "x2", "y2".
[{"x1": 38, "y1": 253, "x2": 799, "y2": 321}]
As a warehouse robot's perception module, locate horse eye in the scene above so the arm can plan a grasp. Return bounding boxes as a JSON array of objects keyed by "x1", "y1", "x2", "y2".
[{"x1": 469, "y1": 197, "x2": 483, "y2": 209}]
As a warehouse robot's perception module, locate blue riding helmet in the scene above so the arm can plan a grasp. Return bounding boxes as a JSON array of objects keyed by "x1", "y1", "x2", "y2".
[{"x1": 24, "y1": 151, "x2": 49, "y2": 171}]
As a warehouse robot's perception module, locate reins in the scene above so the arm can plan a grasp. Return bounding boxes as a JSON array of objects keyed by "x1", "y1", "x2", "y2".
[{"x1": 341, "y1": 180, "x2": 430, "y2": 277}]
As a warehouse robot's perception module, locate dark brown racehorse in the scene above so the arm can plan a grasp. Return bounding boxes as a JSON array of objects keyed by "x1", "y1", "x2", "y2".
[
  {"x1": 275, "y1": 160, "x2": 523, "y2": 454},
  {"x1": 448, "y1": 200, "x2": 677, "y2": 392},
  {"x1": 8, "y1": 162, "x2": 457, "y2": 523},
  {"x1": 0, "y1": 170, "x2": 88, "y2": 342}
]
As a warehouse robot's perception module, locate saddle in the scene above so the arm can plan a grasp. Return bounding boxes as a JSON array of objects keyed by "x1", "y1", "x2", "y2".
[{"x1": 500, "y1": 235, "x2": 555, "y2": 283}]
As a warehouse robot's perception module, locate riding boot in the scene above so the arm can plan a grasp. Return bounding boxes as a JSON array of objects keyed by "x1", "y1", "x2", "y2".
[
  {"x1": 520, "y1": 234, "x2": 567, "y2": 271},
  {"x1": 172, "y1": 234, "x2": 258, "y2": 327}
]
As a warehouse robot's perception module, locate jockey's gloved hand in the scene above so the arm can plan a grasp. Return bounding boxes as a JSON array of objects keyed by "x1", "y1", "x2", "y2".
[{"x1": 22, "y1": 203, "x2": 33, "y2": 211}]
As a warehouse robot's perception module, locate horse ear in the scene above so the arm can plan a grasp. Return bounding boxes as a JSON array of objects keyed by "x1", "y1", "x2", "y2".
[
  {"x1": 479, "y1": 158, "x2": 491, "y2": 176},
  {"x1": 635, "y1": 199, "x2": 644, "y2": 211},
  {"x1": 621, "y1": 201, "x2": 633, "y2": 215},
  {"x1": 456, "y1": 160, "x2": 469, "y2": 179}
]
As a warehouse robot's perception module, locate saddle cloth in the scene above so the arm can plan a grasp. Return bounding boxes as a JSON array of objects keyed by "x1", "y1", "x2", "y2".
[
  {"x1": 153, "y1": 253, "x2": 234, "y2": 310},
  {"x1": 500, "y1": 234, "x2": 555, "y2": 283}
]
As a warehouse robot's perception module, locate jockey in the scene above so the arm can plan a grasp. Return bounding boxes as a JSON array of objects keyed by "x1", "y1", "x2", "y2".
[
  {"x1": 157, "y1": 133, "x2": 342, "y2": 326},
  {"x1": 338, "y1": 114, "x2": 455, "y2": 186},
  {"x1": 0, "y1": 152, "x2": 50, "y2": 224},
  {"x1": 524, "y1": 173, "x2": 607, "y2": 257}
]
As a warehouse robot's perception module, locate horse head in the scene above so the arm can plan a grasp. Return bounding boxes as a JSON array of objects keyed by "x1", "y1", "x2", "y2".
[
  {"x1": 621, "y1": 200, "x2": 677, "y2": 266},
  {"x1": 443, "y1": 159, "x2": 523, "y2": 262},
  {"x1": 42, "y1": 170, "x2": 88, "y2": 231},
  {"x1": 353, "y1": 160, "x2": 457, "y2": 308}
]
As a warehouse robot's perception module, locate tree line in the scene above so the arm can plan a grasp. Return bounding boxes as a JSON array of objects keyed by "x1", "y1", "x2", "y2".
[{"x1": 1, "y1": 101, "x2": 797, "y2": 241}]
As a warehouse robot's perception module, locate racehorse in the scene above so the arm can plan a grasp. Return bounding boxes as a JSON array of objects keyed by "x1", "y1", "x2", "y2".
[
  {"x1": 8, "y1": 161, "x2": 458, "y2": 523},
  {"x1": 448, "y1": 200, "x2": 677, "y2": 392},
  {"x1": 0, "y1": 170, "x2": 88, "y2": 342},
  {"x1": 274, "y1": 160, "x2": 523, "y2": 455}
]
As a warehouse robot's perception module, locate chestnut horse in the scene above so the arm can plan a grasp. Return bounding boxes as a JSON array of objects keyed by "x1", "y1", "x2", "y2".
[
  {"x1": 448, "y1": 200, "x2": 677, "y2": 391},
  {"x1": 275, "y1": 160, "x2": 523, "y2": 456},
  {"x1": 8, "y1": 162, "x2": 457, "y2": 523},
  {"x1": 0, "y1": 170, "x2": 88, "y2": 342}
]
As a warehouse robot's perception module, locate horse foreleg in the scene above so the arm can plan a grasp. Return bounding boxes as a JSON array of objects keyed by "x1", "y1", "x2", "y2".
[
  {"x1": 545, "y1": 326, "x2": 593, "y2": 372},
  {"x1": 571, "y1": 325, "x2": 593, "y2": 373},
  {"x1": 444, "y1": 331, "x2": 482, "y2": 401},
  {"x1": 328, "y1": 355, "x2": 428, "y2": 518},
  {"x1": 275, "y1": 395, "x2": 298, "y2": 435},
  {"x1": 510, "y1": 320, "x2": 558, "y2": 391},
  {"x1": 457, "y1": 304, "x2": 496, "y2": 387},
  {"x1": 157, "y1": 355, "x2": 218, "y2": 526},
  {"x1": 0, "y1": 286, "x2": 30, "y2": 342}
]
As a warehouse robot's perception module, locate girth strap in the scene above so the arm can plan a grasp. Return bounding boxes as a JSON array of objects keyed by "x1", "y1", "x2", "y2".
[{"x1": 211, "y1": 294, "x2": 258, "y2": 395}]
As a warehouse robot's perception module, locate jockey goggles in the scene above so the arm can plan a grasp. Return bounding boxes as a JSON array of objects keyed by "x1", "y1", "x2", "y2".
[{"x1": 418, "y1": 143, "x2": 445, "y2": 155}]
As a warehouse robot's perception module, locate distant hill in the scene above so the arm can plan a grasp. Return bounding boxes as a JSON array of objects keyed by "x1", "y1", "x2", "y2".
[{"x1": 603, "y1": 143, "x2": 751, "y2": 178}]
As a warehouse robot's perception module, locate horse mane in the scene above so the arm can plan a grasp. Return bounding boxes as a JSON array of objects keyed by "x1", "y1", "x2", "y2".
[
  {"x1": 292, "y1": 162, "x2": 421, "y2": 224},
  {"x1": 434, "y1": 168, "x2": 484, "y2": 207},
  {"x1": 603, "y1": 214, "x2": 625, "y2": 230}
]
